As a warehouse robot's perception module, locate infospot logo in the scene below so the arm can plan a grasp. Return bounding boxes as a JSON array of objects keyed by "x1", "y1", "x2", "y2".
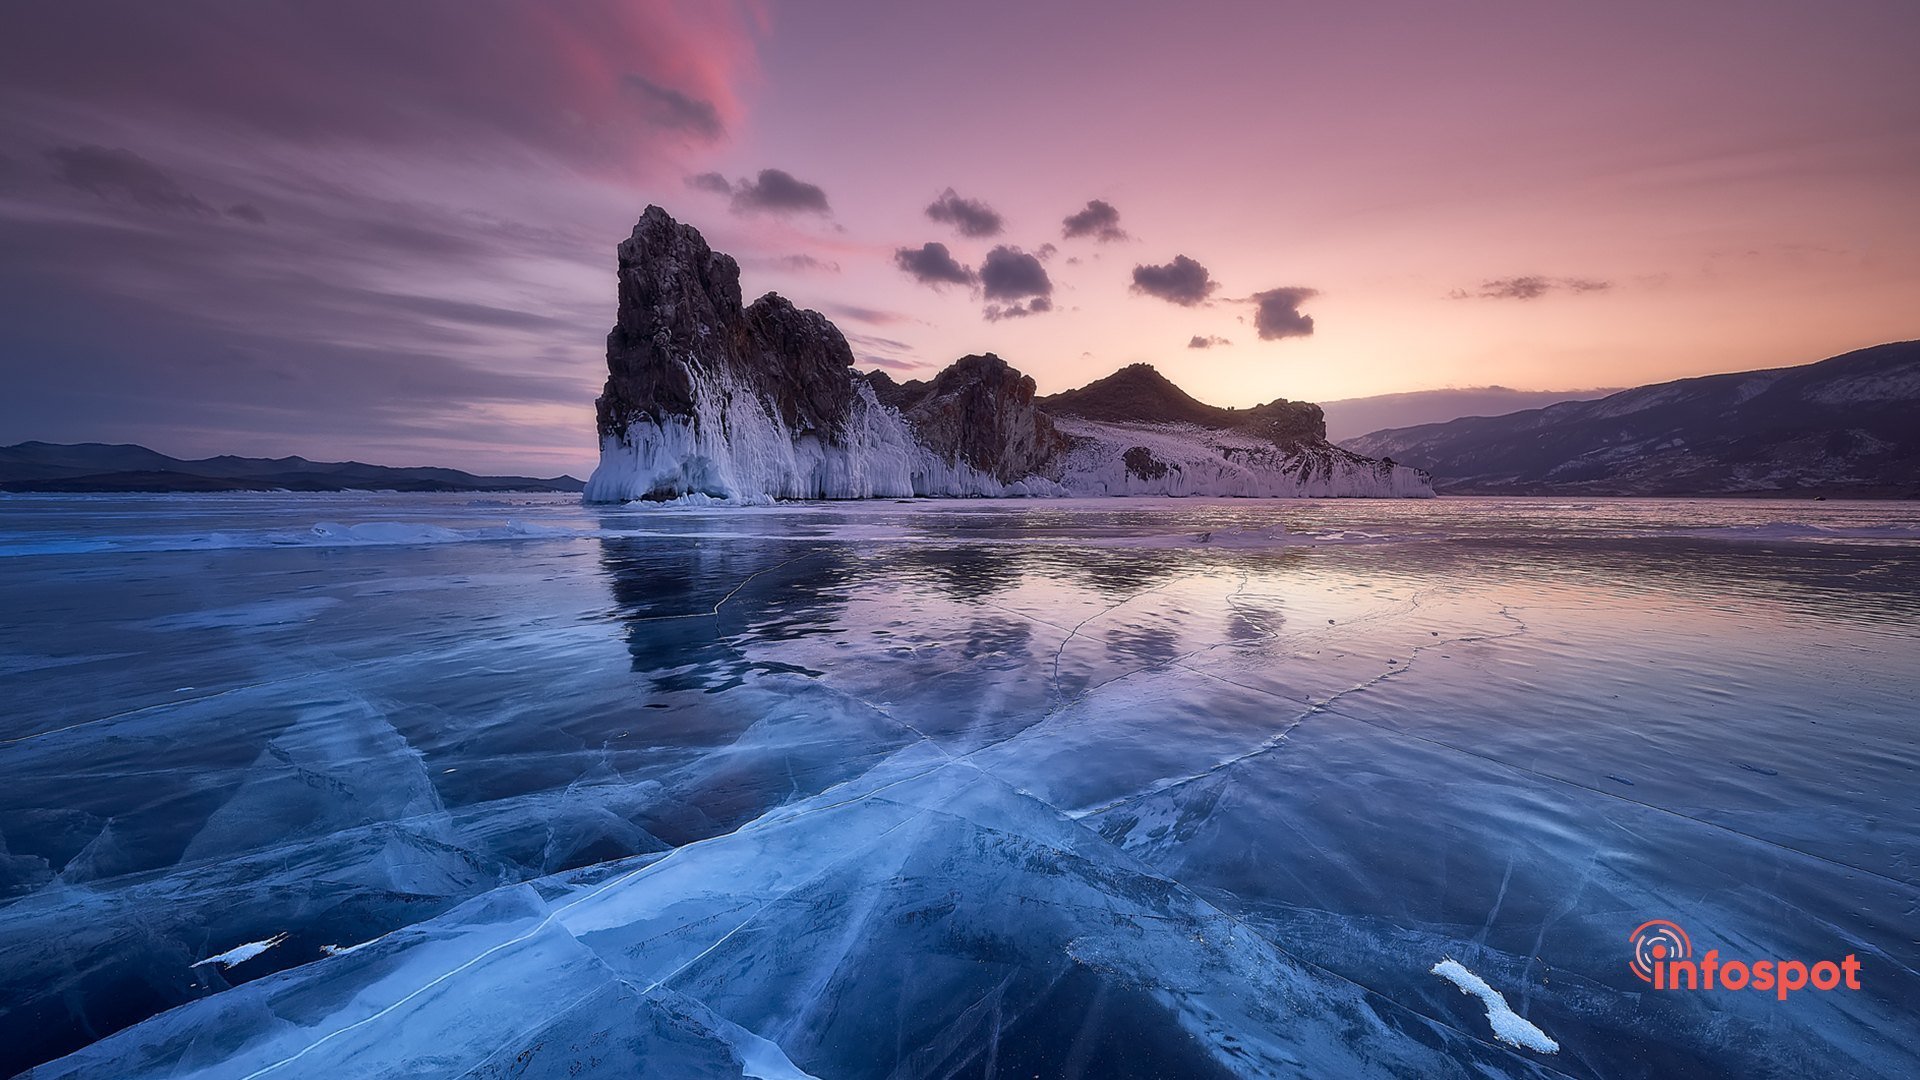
[{"x1": 1628, "y1": 920, "x2": 1862, "y2": 1001}]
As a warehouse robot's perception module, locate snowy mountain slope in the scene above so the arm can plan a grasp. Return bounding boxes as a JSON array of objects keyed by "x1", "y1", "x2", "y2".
[
  {"x1": 1343, "y1": 341, "x2": 1920, "y2": 495},
  {"x1": 1318, "y1": 386, "x2": 1621, "y2": 442}
]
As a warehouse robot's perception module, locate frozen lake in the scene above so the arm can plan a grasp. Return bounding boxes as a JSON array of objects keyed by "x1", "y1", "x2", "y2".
[{"x1": 3, "y1": 493, "x2": 1917, "y2": 1078}]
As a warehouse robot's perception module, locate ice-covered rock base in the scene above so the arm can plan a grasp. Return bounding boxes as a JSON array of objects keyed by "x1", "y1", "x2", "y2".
[{"x1": 585, "y1": 381, "x2": 1431, "y2": 504}]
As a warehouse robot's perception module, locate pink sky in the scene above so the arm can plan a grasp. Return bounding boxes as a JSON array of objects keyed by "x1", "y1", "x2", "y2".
[{"x1": 1, "y1": 1, "x2": 1914, "y2": 475}]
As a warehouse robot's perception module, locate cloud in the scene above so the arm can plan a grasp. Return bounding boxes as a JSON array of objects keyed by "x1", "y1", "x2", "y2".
[
  {"x1": 1130, "y1": 255, "x2": 1217, "y2": 306},
  {"x1": 728, "y1": 168, "x2": 831, "y2": 217},
  {"x1": 1451, "y1": 275, "x2": 1613, "y2": 300},
  {"x1": 924, "y1": 187, "x2": 1003, "y2": 237},
  {"x1": 827, "y1": 303, "x2": 914, "y2": 325},
  {"x1": 1188, "y1": 334, "x2": 1231, "y2": 349},
  {"x1": 685, "y1": 171, "x2": 734, "y2": 195},
  {"x1": 766, "y1": 253, "x2": 841, "y2": 274},
  {"x1": 984, "y1": 296, "x2": 1052, "y2": 321},
  {"x1": 1250, "y1": 287, "x2": 1319, "y2": 339},
  {"x1": 46, "y1": 145, "x2": 215, "y2": 214},
  {"x1": 844, "y1": 331, "x2": 916, "y2": 355},
  {"x1": 1062, "y1": 199, "x2": 1128, "y2": 242},
  {"x1": 980, "y1": 246, "x2": 1052, "y2": 301},
  {"x1": 894, "y1": 242, "x2": 976, "y2": 287},
  {"x1": 1, "y1": 2, "x2": 755, "y2": 178},
  {"x1": 844, "y1": 329, "x2": 922, "y2": 373},
  {"x1": 683, "y1": 168, "x2": 835, "y2": 217},
  {"x1": 623, "y1": 75, "x2": 723, "y2": 140},
  {"x1": 225, "y1": 202, "x2": 267, "y2": 224},
  {"x1": 860, "y1": 354, "x2": 925, "y2": 372}
]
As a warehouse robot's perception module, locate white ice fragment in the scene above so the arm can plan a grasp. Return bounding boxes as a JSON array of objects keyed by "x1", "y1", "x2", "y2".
[
  {"x1": 1430, "y1": 958, "x2": 1559, "y2": 1054},
  {"x1": 192, "y1": 932, "x2": 289, "y2": 970},
  {"x1": 319, "y1": 935, "x2": 380, "y2": 957}
]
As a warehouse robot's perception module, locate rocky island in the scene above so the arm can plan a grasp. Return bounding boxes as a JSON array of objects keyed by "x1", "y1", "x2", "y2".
[{"x1": 586, "y1": 207, "x2": 1431, "y2": 502}]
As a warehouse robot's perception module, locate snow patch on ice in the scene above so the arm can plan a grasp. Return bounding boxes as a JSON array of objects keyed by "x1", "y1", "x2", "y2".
[
  {"x1": 1430, "y1": 958, "x2": 1559, "y2": 1054},
  {"x1": 191, "y1": 932, "x2": 289, "y2": 970},
  {"x1": 320, "y1": 937, "x2": 379, "y2": 957}
]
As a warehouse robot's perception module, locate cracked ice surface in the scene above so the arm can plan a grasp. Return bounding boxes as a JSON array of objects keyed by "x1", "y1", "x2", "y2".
[{"x1": 3, "y1": 493, "x2": 1919, "y2": 1078}]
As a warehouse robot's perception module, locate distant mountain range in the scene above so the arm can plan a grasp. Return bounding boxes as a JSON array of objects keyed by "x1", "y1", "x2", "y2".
[
  {"x1": 1342, "y1": 341, "x2": 1920, "y2": 496},
  {"x1": 1318, "y1": 386, "x2": 1620, "y2": 443},
  {"x1": 0, "y1": 443, "x2": 584, "y2": 493}
]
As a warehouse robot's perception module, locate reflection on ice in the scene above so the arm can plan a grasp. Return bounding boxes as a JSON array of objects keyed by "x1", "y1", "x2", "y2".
[{"x1": 2, "y1": 493, "x2": 1917, "y2": 1078}]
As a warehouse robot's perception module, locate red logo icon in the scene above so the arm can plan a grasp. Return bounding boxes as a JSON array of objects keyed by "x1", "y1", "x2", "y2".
[{"x1": 1628, "y1": 919, "x2": 1691, "y2": 983}]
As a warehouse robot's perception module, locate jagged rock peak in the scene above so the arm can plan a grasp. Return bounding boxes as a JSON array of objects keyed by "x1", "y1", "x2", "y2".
[{"x1": 596, "y1": 206, "x2": 856, "y2": 442}]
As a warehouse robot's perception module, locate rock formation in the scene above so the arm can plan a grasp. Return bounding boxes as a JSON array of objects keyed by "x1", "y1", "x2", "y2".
[
  {"x1": 862, "y1": 354, "x2": 1068, "y2": 484},
  {"x1": 586, "y1": 207, "x2": 1431, "y2": 502}
]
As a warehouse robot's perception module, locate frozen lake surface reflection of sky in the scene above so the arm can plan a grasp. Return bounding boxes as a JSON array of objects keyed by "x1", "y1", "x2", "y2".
[{"x1": 3, "y1": 493, "x2": 1917, "y2": 1078}]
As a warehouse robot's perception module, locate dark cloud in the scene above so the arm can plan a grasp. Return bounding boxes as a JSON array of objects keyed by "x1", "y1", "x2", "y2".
[
  {"x1": 623, "y1": 75, "x2": 723, "y2": 140},
  {"x1": 1062, "y1": 199, "x2": 1128, "y2": 242},
  {"x1": 46, "y1": 145, "x2": 215, "y2": 214},
  {"x1": 894, "y1": 242, "x2": 976, "y2": 288},
  {"x1": 983, "y1": 296, "x2": 1052, "y2": 321},
  {"x1": 1188, "y1": 334, "x2": 1231, "y2": 349},
  {"x1": 728, "y1": 168, "x2": 831, "y2": 217},
  {"x1": 980, "y1": 246, "x2": 1052, "y2": 301},
  {"x1": 1451, "y1": 275, "x2": 1613, "y2": 300},
  {"x1": 685, "y1": 171, "x2": 734, "y2": 195},
  {"x1": 1250, "y1": 287, "x2": 1319, "y2": 340},
  {"x1": 0, "y1": 3, "x2": 754, "y2": 177},
  {"x1": 225, "y1": 202, "x2": 267, "y2": 224},
  {"x1": 1131, "y1": 255, "x2": 1216, "y2": 306},
  {"x1": 924, "y1": 187, "x2": 1003, "y2": 237},
  {"x1": 1035, "y1": 243, "x2": 1057, "y2": 260}
]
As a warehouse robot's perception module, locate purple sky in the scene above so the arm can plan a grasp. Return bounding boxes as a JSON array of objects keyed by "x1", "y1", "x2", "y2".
[{"x1": 2, "y1": 1, "x2": 1916, "y2": 476}]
